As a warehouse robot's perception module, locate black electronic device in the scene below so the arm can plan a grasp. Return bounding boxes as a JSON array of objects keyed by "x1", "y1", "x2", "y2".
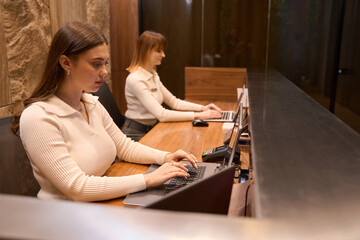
[
  {"x1": 202, "y1": 100, "x2": 248, "y2": 163},
  {"x1": 202, "y1": 124, "x2": 248, "y2": 163},
  {"x1": 202, "y1": 144, "x2": 240, "y2": 164},
  {"x1": 192, "y1": 119, "x2": 208, "y2": 127},
  {"x1": 239, "y1": 169, "x2": 249, "y2": 183}
]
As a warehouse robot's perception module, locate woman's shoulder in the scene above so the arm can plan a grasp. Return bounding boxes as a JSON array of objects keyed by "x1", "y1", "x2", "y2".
[
  {"x1": 127, "y1": 67, "x2": 153, "y2": 82},
  {"x1": 20, "y1": 102, "x2": 61, "y2": 138},
  {"x1": 22, "y1": 94, "x2": 85, "y2": 119},
  {"x1": 20, "y1": 103, "x2": 50, "y2": 127},
  {"x1": 23, "y1": 101, "x2": 47, "y2": 115}
]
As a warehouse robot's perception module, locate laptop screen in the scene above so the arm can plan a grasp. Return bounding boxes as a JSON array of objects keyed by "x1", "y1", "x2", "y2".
[
  {"x1": 223, "y1": 105, "x2": 241, "y2": 145},
  {"x1": 222, "y1": 103, "x2": 246, "y2": 167}
]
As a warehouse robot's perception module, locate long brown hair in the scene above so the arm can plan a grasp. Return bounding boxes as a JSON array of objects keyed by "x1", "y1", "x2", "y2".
[
  {"x1": 127, "y1": 31, "x2": 167, "y2": 72},
  {"x1": 11, "y1": 21, "x2": 108, "y2": 136}
]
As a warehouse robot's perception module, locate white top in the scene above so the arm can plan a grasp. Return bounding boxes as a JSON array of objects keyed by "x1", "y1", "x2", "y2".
[
  {"x1": 124, "y1": 67, "x2": 203, "y2": 126},
  {"x1": 20, "y1": 93, "x2": 167, "y2": 202}
]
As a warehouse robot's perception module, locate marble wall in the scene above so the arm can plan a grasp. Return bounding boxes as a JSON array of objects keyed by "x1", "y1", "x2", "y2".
[{"x1": 0, "y1": 0, "x2": 110, "y2": 118}]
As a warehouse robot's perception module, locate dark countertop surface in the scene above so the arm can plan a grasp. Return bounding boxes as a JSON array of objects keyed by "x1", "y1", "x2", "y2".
[{"x1": 247, "y1": 69, "x2": 360, "y2": 219}]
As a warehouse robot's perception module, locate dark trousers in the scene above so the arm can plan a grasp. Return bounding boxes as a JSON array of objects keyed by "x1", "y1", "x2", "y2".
[{"x1": 121, "y1": 118, "x2": 155, "y2": 141}]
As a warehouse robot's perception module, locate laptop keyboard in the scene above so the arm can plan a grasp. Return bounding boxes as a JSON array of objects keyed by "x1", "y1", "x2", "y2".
[
  {"x1": 164, "y1": 165, "x2": 206, "y2": 194},
  {"x1": 221, "y1": 111, "x2": 235, "y2": 120}
]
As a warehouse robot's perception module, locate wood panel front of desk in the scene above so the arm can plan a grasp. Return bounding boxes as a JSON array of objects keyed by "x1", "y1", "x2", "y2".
[{"x1": 185, "y1": 67, "x2": 247, "y2": 102}]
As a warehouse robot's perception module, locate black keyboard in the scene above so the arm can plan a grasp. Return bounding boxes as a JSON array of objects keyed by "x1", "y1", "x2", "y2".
[{"x1": 164, "y1": 165, "x2": 206, "y2": 194}]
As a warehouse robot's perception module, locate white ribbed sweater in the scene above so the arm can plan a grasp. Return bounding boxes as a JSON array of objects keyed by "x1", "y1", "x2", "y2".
[
  {"x1": 124, "y1": 67, "x2": 203, "y2": 126},
  {"x1": 20, "y1": 93, "x2": 167, "y2": 202}
]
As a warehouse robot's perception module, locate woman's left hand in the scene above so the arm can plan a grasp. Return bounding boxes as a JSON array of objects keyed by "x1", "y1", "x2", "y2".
[
  {"x1": 202, "y1": 103, "x2": 222, "y2": 112},
  {"x1": 164, "y1": 149, "x2": 198, "y2": 169}
]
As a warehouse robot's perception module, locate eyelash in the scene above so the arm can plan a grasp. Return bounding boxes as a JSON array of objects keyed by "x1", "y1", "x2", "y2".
[{"x1": 93, "y1": 62, "x2": 109, "y2": 69}]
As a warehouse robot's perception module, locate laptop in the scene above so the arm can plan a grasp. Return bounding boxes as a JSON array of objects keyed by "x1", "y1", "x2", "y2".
[
  {"x1": 123, "y1": 161, "x2": 221, "y2": 207},
  {"x1": 205, "y1": 84, "x2": 246, "y2": 122},
  {"x1": 144, "y1": 164, "x2": 236, "y2": 214},
  {"x1": 124, "y1": 107, "x2": 245, "y2": 208},
  {"x1": 143, "y1": 114, "x2": 247, "y2": 214},
  {"x1": 201, "y1": 104, "x2": 243, "y2": 162}
]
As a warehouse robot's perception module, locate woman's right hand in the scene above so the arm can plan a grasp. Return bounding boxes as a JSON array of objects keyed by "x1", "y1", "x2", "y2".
[
  {"x1": 144, "y1": 162, "x2": 190, "y2": 188},
  {"x1": 195, "y1": 110, "x2": 222, "y2": 120}
]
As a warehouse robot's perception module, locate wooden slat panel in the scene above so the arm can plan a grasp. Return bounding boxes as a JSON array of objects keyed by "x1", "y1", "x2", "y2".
[
  {"x1": 49, "y1": 0, "x2": 87, "y2": 36},
  {"x1": 109, "y1": 0, "x2": 138, "y2": 114},
  {"x1": 0, "y1": 10, "x2": 11, "y2": 106},
  {"x1": 185, "y1": 67, "x2": 247, "y2": 102}
]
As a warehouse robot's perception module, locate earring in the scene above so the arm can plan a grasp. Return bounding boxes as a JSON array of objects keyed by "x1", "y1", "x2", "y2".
[{"x1": 67, "y1": 69, "x2": 70, "y2": 75}]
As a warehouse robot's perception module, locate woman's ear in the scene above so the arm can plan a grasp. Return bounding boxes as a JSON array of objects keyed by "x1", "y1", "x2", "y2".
[{"x1": 59, "y1": 55, "x2": 71, "y2": 72}]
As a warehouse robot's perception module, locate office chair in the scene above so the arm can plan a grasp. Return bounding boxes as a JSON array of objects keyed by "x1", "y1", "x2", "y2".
[
  {"x1": 92, "y1": 81, "x2": 127, "y2": 129},
  {"x1": 0, "y1": 116, "x2": 40, "y2": 196}
]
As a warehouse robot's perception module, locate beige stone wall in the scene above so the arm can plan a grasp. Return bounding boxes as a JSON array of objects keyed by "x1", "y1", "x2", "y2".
[{"x1": 0, "y1": 0, "x2": 110, "y2": 118}]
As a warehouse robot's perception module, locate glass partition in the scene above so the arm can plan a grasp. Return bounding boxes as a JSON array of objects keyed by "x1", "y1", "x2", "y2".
[
  {"x1": 141, "y1": 0, "x2": 360, "y2": 133},
  {"x1": 266, "y1": 0, "x2": 360, "y2": 134}
]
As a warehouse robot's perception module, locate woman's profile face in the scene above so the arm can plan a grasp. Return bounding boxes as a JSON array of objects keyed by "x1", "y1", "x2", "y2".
[
  {"x1": 69, "y1": 43, "x2": 109, "y2": 93},
  {"x1": 148, "y1": 48, "x2": 165, "y2": 67}
]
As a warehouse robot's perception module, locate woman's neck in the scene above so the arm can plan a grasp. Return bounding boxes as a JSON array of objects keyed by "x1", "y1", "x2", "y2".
[
  {"x1": 55, "y1": 83, "x2": 83, "y2": 111},
  {"x1": 142, "y1": 63, "x2": 154, "y2": 73}
]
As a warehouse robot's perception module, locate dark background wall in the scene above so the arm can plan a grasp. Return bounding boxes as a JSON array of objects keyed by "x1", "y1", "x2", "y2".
[{"x1": 141, "y1": 0, "x2": 202, "y2": 100}]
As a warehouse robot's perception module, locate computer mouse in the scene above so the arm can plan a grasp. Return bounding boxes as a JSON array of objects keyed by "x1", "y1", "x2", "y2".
[{"x1": 192, "y1": 119, "x2": 209, "y2": 127}]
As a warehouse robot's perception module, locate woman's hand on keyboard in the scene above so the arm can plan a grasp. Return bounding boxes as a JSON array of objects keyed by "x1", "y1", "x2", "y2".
[
  {"x1": 201, "y1": 103, "x2": 222, "y2": 112},
  {"x1": 144, "y1": 162, "x2": 189, "y2": 188},
  {"x1": 164, "y1": 150, "x2": 198, "y2": 169},
  {"x1": 195, "y1": 110, "x2": 222, "y2": 120}
]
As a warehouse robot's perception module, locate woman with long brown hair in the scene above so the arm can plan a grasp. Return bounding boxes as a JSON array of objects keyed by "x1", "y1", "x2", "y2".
[
  {"x1": 122, "y1": 31, "x2": 222, "y2": 141},
  {"x1": 12, "y1": 22, "x2": 197, "y2": 202}
]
